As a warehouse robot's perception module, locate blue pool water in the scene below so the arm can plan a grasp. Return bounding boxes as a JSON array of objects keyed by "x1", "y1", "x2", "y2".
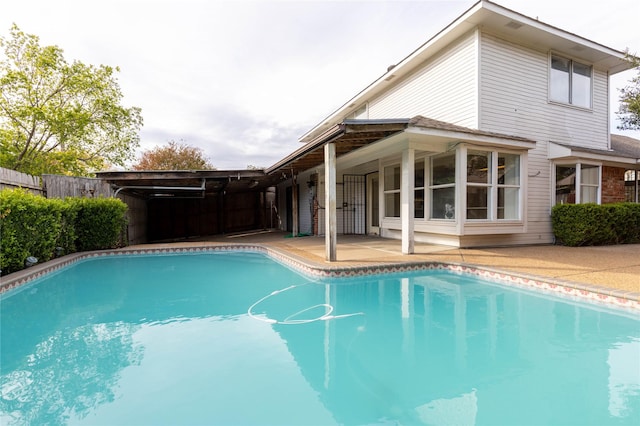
[{"x1": 1, "y1": 251, "x2": 638, "y2": 425}]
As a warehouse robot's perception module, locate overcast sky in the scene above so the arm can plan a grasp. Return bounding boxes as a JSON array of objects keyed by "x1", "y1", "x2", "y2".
[{"x1": 3, "y1": 0, "x2": 639, "y2": 169}]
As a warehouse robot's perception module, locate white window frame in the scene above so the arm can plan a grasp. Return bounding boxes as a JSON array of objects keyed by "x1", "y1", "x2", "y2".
[
  {"x1": 383, "y1": 164, "x2": 401, "y2": 218},
  {"x1": 465, "y1": 148, "x2": 522, "y2": 221},
  {"x1": 553, "y1": 162, "x2": 601, "y2": 205},
  {"x1": 415, "y1": 157, "x2": 426, "y2": 219},
  {"x1": 549, "y1": 53, "x2": 593, "y2": 109},
  {"x1": 429, "y1": 152, "x2": 456, "y2": 220}
]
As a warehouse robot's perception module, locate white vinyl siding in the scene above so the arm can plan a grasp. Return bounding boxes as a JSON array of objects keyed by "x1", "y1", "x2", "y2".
[
  {"x1": 478, "y1": 32, "x2": 610, "y2": 245},
  {"x1": 368, "y1": 31, "x2": 478, "y2": 128},
  {"x1": 479, "y1": 33, "x2": 609, "y2": 148}
]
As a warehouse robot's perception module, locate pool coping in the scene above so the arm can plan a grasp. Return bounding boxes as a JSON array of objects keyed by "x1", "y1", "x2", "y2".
[{"x1": 1, "y1": 243, "x2": 639, "y2": 311}]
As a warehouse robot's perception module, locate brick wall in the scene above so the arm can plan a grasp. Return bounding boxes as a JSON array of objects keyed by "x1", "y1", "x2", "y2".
[{"x1": 601, "y1": 166, "x2": 625, "y2": 204}]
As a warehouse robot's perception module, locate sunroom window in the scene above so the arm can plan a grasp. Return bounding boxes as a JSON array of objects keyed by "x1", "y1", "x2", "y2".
[
  {"x1": 430, "y1": 153, "x2": 455, "y2": 220},
  {"x1": 467, "y1": 151, "x2": 491, "y2": 219},
  {"x1": 497, "y1": 153, "x2": 520, "y2": 219},
  {"x1": 383, "y1": 165, "x2": 400, "y2": 217},
  {"x1": 415, "y1": 159, "x2": 425, "y2": 218},
  {"x1": 467, "y1": 150, "x2": 521, "y2": 220},
  {"x1": 550, "y1": 54, "x2": 592, "y2": 108},
  {"x1": 383, "y1": 160, "x2": 431, "y2": 219}
]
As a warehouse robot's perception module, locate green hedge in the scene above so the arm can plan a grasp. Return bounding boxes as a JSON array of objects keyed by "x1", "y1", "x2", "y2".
[
  {"x1": 551, "y1": 203, "x2": 640, "y2": 246},
  {"x1": 68, "y1": 197, "x2": 128, "y2": 251},
  {"x1": 0, "y1": 189, "x2": 128, "y2": 275}
]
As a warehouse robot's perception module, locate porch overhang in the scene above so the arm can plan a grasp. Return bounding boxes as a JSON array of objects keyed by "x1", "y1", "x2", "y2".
[
  {"x1": 267, "y1": 116, "x2": 537, "y2": 176},
  {"x1": 266, "y1": 119, "x2": 411, "y2": 175},
  {"x1": 549, "y1": 142, "x2": 640, "y2": 166}
]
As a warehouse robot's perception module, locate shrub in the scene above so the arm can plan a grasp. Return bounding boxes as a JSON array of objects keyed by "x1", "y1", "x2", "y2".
[
  {"x1": 0, "y1": 189, "x2": 64, "y2": 274},
  {"x1": 69, "y1": 197, "x2": 128, "y2": 251},
  {"x1": 551, "y1": 203, "x2": 640, "y2": 246},
  {"x1": 0, "y1": 189, "x2": 128, "y2": 275}
]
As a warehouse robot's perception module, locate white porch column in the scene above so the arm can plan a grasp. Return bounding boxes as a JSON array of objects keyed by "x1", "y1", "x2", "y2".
[
  {"x1": 325, "y1": 143, "x2": 337, "y2": 261},
  {"x1": 401, "y1": 148, "x2": 415, "y2": 254}
]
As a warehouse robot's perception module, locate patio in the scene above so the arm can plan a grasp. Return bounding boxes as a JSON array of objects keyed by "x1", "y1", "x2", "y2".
[{"x1": 138, "y1": 231, "x2": 640, "y2": 301}]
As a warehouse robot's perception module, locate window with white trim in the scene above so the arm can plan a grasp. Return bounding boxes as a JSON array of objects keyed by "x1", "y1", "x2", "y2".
[
  {"x1": 383, "y1": 165, "x2": 400, "y2": 217},
  {"x1": 555, "y1": 163, "x2": 600, "y2": 204},
  {"x1": 497, "y1": 153, "x2": 520, "y2": 219},
  {"x1": 466, "y1": 150, "x2": 521, "y2": 220},
  {"x1": 467, "y1": 150, "x2": 491, "y2": 219},
  {"x1": 550, "y1": 54, "x2": 592, "y2": 108},
  {"x1": 430, "y1": 153, "x2": 455, "y2": 220},
  {"x1": 415, "y1": 159, "x2": 425, "y2": 218}
]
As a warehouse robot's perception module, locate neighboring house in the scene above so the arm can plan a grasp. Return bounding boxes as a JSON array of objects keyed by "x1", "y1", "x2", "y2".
[
  {"x1": 265, "y1": 0, "x2": 640, "y2": 255},
  {"x1": 97, "y1": 0, "x2": 639, "y2": 254}
]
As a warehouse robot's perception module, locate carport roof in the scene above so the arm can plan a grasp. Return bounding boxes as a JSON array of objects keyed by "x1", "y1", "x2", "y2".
[{"x1": 96, "y1": 169, "x2": 282, "y2": 199}]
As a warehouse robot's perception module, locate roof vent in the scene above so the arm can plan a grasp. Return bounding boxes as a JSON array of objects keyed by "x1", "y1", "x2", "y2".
[
  {"x1": 505, "y1": 20, "x2": 523, "y2": 30},
  {"x1": 387, "y1": 64, "x2": 396, "y2": 72}
]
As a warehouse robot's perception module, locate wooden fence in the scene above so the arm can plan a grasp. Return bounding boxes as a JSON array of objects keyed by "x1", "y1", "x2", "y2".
[
  {"x1": 42, "y1": 174, "x2": 113, "y2": 198},
  {"x1": 0, "y1": 167, "x2": 42, "y2": 194},
  {"x1": 0, "y1": 167, "x2": 114, "y2": 198}
]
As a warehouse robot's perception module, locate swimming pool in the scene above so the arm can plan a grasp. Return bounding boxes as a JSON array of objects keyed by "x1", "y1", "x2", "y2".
[{"x1": 1, "y1": 250, "x2": 638, "y2": 425}]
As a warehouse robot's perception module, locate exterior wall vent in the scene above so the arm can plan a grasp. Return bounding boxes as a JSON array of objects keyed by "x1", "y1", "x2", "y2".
[{"x1": 505, "y1": 21, "x2": 523, "y2": 30}]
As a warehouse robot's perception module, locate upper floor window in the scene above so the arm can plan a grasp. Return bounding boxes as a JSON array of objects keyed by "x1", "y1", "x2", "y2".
[{"x1": 550, "y1": 55, "x2": 592, "y2": 108}]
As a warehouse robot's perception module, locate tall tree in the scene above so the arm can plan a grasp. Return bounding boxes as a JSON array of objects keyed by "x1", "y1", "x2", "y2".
[
  {"x1": 617, "y1": 52, "x2": 640, "y2": 130},
  {"x1": 133, "y1": 140, "x2": 215, "y2": 170},
  {"x1": 0, "y1": 24, "x2": 143, "y2": 176}
]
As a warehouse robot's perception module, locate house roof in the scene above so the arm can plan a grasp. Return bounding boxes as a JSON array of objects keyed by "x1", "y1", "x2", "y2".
[
  {"x1": 611, "y1": 134, "x2": 640, "y2": 159},
  {"x1": 267, "y1": 116, "x2": 536, "y2": 175},
  {"x1": 300, "y1": 0, "x2": 632, "y2": 144},
  {"x1": 407, "y1": 116, "x2": 534, "y2": 145}
]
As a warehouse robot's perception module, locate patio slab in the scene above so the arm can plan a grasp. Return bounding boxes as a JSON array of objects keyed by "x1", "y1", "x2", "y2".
[{"x1": 188, "y1": 231, "x2": 639, "y2": 296}]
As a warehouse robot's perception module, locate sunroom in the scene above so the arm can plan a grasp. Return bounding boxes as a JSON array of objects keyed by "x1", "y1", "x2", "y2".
[{"x1": 268, "y1": 116, "x2": 536, "y2": 259}]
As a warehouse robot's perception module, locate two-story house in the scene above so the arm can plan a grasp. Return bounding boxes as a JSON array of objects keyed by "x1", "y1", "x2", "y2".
[{"x1": 266, "y1": 0, "x2": 638, "y2": 258}]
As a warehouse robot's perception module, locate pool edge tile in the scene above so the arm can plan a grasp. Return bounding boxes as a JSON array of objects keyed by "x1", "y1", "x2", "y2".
[{"x1": 1, "y1": 244, "x2": 638, "y2": 312}]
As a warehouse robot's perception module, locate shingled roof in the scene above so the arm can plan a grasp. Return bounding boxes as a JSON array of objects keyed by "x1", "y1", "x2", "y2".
[{"x1": 611, "y1": 134, "x2": 640, "y2": 159}]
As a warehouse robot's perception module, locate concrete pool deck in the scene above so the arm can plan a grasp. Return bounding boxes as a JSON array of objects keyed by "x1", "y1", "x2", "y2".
[
  {"x1": 140, "y1": 231, "x2": 639, "y2": 302},
  {"x1": 2, "y1": 231, "x2": 638, "y2": 306}
]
